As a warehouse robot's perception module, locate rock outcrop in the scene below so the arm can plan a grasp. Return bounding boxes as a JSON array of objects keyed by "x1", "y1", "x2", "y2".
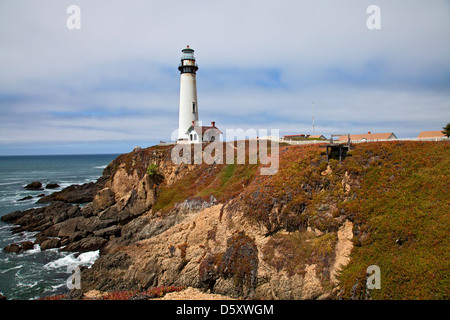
[{"x1": 2, "y1": 144, "x2": 358, "y2": 300}]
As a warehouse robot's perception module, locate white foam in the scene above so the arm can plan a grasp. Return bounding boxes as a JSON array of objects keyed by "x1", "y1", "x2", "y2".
[
  {"x1": 20, "y1": 244, "x2": 41, "y2": 255},
  {"x1": 44, "y1": 250, "x2": 99, "y2": 270},
  {"x1": 94, "y1": 165, "x2": 107, "y2": 169},
  {"x1": 0, "y1": 264, "x2": 23, "y2": 274}
]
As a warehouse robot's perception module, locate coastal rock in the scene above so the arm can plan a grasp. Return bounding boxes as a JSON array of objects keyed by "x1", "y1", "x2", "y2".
[
  {"x1": 93, "y1": 188, "x2": 115, "y2": 211},
  {"x1": 40, "y1": 238, "x2": 61, "y2": 250},
  {"x1": 37, "y1": 181, "x2": 106, "y2": 204},
  {"x1": 20, "y1": 241, "x2": 34, "y2": 251},
  {"x1": 25, "y1": 181, "x2": 43, "y2": 190},
  {"x1": 93, "y1": 225, "x2": 120, "y2": 238},
  {"x1": 1, "y1": 210, "x2": 24, "y2": 223},
  {"x1": 46, "y1": 183, "x2": 60, "y2": 189},
  {"x1": 63, "y1": 236, "x2": 107, "y2": 252},
  {"x1": 18, "y1": 196, "x2": 33, "y2": 201},
  {"x1": 3, "y1": 243, "x2": 21, "y2": 253}
]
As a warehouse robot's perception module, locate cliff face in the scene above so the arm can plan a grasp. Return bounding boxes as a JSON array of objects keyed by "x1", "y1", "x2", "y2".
[
  {"x1": 77, "y1": 143, "x2": 358, "y2": 299},
  {"x1": 3, "y1": 141, "x2": 449, "y2": 299}
]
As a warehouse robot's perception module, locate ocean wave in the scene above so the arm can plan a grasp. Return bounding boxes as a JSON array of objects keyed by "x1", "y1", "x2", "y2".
[
  {"x1": 44, "y1": 250, "x2": 99, "y2": 270},
  {"x1": 18, "y1": 244, "x2": 41, "y2": 256},
  {"x1": 0, "y1": 264, "x2": 23, "y2": 274},
  {"x1": 94, "y1": 165, "x2": 107, "y2": 169}
]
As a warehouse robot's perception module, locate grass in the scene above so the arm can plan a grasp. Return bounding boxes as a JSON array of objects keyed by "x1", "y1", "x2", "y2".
[
  {"x1": 236, "y1": 140, "x2": 449, "y2": 299},
  {"x1": 153, "y1": 142, "x2": 260, "y2": 213},
  {"x1": 111, "y1": 140, "x2": 450, "y2": 299},
  {"x1": 337, "y1": 141, "x2": 450, "y2": 299}
]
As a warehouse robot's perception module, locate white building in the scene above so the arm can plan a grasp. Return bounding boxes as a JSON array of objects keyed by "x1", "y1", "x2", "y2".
[
  {"x1": 177, "y1": 46, "x2": 222, "y2": 144},
  {"x1": 186, "y1": 121, "x2": 223, "y2": 143},
  {"x1": 177, "y1": 45, "x2": 199, "y2": 141}
]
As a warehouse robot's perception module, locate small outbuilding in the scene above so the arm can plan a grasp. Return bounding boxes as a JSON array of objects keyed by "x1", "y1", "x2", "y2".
[{"x1": 186, "y1": 121, "x2": 222, "y2": 144}]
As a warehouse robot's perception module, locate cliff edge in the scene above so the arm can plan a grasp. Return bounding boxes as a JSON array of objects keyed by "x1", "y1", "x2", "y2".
[{"x1": 2, "y1": 141, "x2": 449, "y2": 299}]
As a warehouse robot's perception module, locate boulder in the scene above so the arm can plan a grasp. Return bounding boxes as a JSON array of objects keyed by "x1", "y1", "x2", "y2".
[
  {"x1": 63, "y1": 236, "x2": 107, "y2": 252},
  {"x1": 21, "y1": 241, "x2": 34, "y2": 251},
  {"x1": 93, "y1": 188, "x2": 115, "y2": 211},
  {"x1": 46, "y1": 183, "x2": 60, "y2": 189},
  {"x1": 93, "y1": 225, "x2": 120, "y2": 238},
  {"x1": 25, "y1": 181, "x2": 43, "y2": 190},
  {"x1": 77, "y1": 216, "x2": 115, "y2": 233},
  {"x1": 18, "y1": 196, "x2": 33, "y2": 201},
  {"x1": 56, "y1": 217, "x2": 84, "y2": 238},
  {"x1": 40, "y1": 238, "x2": 61, "y2": 250},
  {"x1": 3, "y1": 243, "x2": 21, "y2": 253},
  {"x1": 1, "y1": 210, "x2": 24, "y2": 223},
  {"x1": 37, "y1": 182, "x2": 103, "y2": 204}
]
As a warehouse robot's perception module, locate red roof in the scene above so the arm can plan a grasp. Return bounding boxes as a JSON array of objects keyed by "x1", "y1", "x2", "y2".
[{"x1": 187, "y1": 125, "x2": 223, "y2": 135}]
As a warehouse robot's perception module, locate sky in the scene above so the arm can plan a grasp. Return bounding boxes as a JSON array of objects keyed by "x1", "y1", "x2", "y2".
[{"x1": 0, "y1": 0, "x2": 449, "y2": 155}]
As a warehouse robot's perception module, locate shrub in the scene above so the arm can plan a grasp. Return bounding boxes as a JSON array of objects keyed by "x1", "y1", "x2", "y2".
[{"x1": 147, "y1": 163, "x2": 158, "y2": 176}]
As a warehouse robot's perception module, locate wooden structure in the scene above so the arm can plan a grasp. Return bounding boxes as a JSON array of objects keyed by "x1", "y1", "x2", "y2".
[{"x1": 321, "y1": 134, "x2": 352, "y2": 163}]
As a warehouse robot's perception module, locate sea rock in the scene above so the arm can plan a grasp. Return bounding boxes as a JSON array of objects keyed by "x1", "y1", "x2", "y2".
[
  {"x1": 46, "y1": 183, "x2": 60, "y2": 189},
  {"x1": 37, "y1": 181, "x2": 104, "y2": 204},
  {"x1": 25, "y1": 181, "x2": 43, "y2": 190},
  {"x1": 93, "y1": 225, "x2": 120, "y2": 238},
  {"x1": 1, "y1": 210, "x2": 24, "y2": 223},
  {"x1": 3, "y1": 243, "x2": 21, "y2": 253},
  {"x1": 18, "y1": 196, "x2": 33, "y2": 201},
  {"x1": 20, "y1": 241, "x2": 34, "y2": 251},
  {"x1": 63, "y1": 236, "x2": 107, "y2": 252},
  {"x1": 40, "y1": 238, "x2": 61, "y2": 250}
]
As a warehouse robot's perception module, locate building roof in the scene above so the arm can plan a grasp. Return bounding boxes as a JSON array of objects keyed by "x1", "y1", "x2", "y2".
[
  {"x1": 417, "y1": 130, "x2": 446, "y2": 138},
  {"x1": 186, "y1": 125, "x2": 223, "y2": 135},
  {"x1": 283, "y1": 134, "x2": 306, "y2": 138},
  {"x1": 337, "y1": 132, "x2": 397, "y2": 141},
  {"x1": 309, "y1": 135, "x2": 327, "y2": 139}
]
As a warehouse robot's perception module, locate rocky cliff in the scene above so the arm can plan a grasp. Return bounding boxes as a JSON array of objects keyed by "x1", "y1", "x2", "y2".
[{"x1": 3, "y1": 141, "x2": 449, "y2": 299}]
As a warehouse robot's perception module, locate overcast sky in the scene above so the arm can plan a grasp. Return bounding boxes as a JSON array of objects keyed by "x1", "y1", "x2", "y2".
[{"x1": 0, "y1": 0, "x2": 449, "y2": 155}]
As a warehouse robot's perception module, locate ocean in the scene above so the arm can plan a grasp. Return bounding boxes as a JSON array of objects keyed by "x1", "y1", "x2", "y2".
[{"x1": 0, "y1": 154, "x2": 119, "y2": 300}]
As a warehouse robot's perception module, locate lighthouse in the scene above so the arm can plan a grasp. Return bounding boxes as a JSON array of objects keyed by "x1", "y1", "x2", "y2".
[{"x1": 177, "y1": 45, "x2": 199, "y2": 141}]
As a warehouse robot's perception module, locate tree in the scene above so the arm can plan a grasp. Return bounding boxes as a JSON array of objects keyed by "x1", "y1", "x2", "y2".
[{"x1": 442, "y1": 123, "x2": 450, "y2": 138}]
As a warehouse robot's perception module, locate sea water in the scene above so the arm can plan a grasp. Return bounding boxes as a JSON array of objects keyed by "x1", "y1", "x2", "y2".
[{"x1": 0, "y1": 154, "x2": 118, "y2": 300}]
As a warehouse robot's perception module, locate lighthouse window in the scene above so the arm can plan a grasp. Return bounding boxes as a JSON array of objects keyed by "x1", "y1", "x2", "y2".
[{"x1": 192, "y1": 102, "x2": 196, "y2": 113}]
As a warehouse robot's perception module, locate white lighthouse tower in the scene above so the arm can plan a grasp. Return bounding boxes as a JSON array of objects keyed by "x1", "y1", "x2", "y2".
[{"x1": 177, "y1": 45, "x2": 199, "y2": 141}]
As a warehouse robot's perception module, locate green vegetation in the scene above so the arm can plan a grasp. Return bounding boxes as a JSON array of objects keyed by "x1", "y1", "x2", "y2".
[
  {"x1": 146, "y1": 163, "x2": 158, "y2": 176},
  {"x1": 442, "y1": 123, "x2": 450, "y2": 137},
  {"x1": 239, "y1": 141, "x2": 449, "y2": 299},
  {"x1": 140, "y1": 140, "x2": 450, "y2": 299},
  {"x1": 338, "y1": 141, "x2": 450, "y2": 299},
  {"x1": 153, "y1": 142, "x2": 259, "y2": 213}
]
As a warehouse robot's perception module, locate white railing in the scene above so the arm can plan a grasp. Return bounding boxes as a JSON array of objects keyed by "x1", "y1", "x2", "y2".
[{"x1": 277, "y1": 137, "x2": 448, "y2": 145}]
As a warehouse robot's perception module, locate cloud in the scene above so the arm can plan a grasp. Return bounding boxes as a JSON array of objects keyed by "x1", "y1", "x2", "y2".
[{"x1": 0, "y1": 0, "x2": 449, "y2": 155}]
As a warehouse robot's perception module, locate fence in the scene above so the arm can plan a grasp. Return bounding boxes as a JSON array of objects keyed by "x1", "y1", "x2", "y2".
[{"x1": 278, "y1": 136, "x2": 449, "y2": 146}]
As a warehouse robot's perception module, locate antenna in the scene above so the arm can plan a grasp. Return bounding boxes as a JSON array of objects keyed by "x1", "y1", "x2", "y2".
[{"x1": 312, "y1": 101, "x2": 315, "y2": 135}]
